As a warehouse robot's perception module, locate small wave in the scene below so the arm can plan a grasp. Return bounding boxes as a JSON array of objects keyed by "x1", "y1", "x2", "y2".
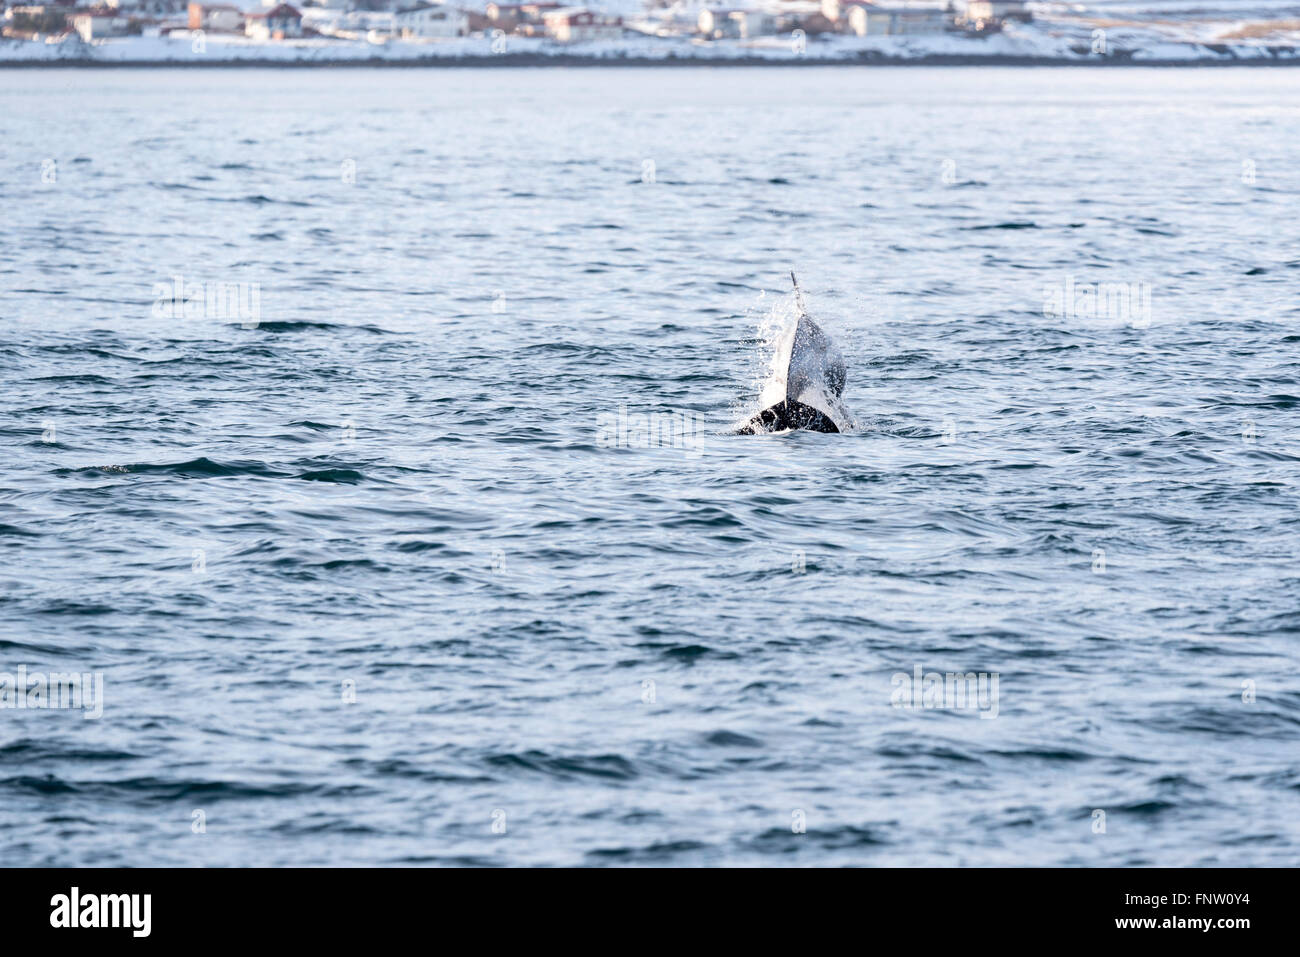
[
  {"x1": 702, "y1": 730, "x2": 763, "y2": 748},
  {"x1": 58, "y1": 457, "x2": 284, "y2": 480},
  {"x1": 961, "y1": 221, "x2": 1040, "y2": 230},
  {"x1": 239, "y1": 320, "x2": 391, "y2": 334},
  {"x1": 0, "y1": 775, "x2": 375, "y2": 802},
  {"x1": 751, "y1": 825, "x2": 890, "y2": 850},
  {"x1": 586, "y1": 840, "x2": 711, "y2": 862},
  {"x1": 638, "y1": 643, "x2": 741, "y2": 664},
  {"x1": 0, "y1": 740, "x2": 140, "y2": 763},
  {"x1": 298, "y1": 469, "x2": 365, "y2": 484},
  {"x1": 486, "y1": 750, "x2": 640, "y2": 781}
]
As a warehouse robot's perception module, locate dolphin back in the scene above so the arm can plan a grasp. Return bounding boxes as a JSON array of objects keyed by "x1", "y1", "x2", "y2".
[
  {"x1": 738, "y1": 310, "x2": 853, "y2": 435},
  {"x1": 785, "y1": 314, "x2": 847, "y2": 404}
]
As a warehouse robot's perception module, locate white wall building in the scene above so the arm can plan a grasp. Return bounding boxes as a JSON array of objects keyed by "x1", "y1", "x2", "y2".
[
  {"x1": 73, "y1": 12, "x2": 131, "y2": 40},
  {"x1": 103, "y1": 0, "x2": 186, "y2": 14},
  {"x1": 188, "y1": 3, "x2": 244, "y2": 31},
  {"x1": 845, "y1": 3, "x2": 950, "y2": 35},
  {"x1": 393, "y1": 2, "x2": 467, "y2": 38},
  {"x1": 697, "y1": 8, "x2": 774, "y2": 39},
  {"x1": 963, "y1": 1, "x2": 1030, "y2": 23}
]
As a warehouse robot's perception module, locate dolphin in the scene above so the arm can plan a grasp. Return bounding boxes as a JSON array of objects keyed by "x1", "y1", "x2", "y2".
[{"x1": 736, "y1": 274, "x2": 853, "y2": 434}]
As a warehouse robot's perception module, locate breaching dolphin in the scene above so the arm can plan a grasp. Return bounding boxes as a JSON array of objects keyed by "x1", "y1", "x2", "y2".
[{"x1": 737, "y1": 274, "x2": 853, "y2": 434}]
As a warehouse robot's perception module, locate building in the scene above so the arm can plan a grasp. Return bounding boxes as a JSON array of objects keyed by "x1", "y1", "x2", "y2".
[
  {"x1": 103, "y1": 0, "x2": 185, "y2": 14},
  {"x1": 843, "y1": 3, "x2": 951, "y2": 35},
  {"x1": 792, "y1": 12, "x2": 836, "y2": 34},
  {"x1": 299, "y1": 7, "x2": 396, "y2": 37},
  {"x1": 244, "y1": 2, "x2": 301, "y2": 38},
  {"x1": 392, "y1": 2, "x2": 467, "y2": 38},
  {"x1": 963, "y1": 0, "x2": 1029, "y2": 24},
  {"x1": 541, "y1": 6, "x2": 619, "y2": 42},
  {"x1": 4, "y1": 4, "x2": 74, "y2": 36},
  {"x1": 697, "y1": 8, "x2": 773, "y2": 40},
  {"x1": 72, "y1": 8, "x2": 131, "y2": 38},
  {"x1": 774, "y1": 2, "x2": 835, "y2": 35},
  {"x1": 485, "y1": 2, "x2": 558, "y2": 36},
  {"x1": 485, "y1": 2, "x2": 559, "y2": 20},
  {"x1": 186, "y1": 2, "x2": 242, "y2": 31},
  {"x1": 627, "y1": 6, "x2": 696, "y2": 38}
]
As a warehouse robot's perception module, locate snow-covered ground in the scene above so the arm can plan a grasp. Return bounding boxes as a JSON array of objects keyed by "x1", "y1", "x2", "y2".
[
  {"x1": 4, "y1": 1, "x2": 1300, "y2": 63},
  {"x1": 1029, "y1": 0, "x2": 1300, "y2": 53}
]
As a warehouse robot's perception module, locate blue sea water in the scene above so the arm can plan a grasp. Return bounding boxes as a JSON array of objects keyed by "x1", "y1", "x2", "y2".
[{"x1": 1, "y1": 66, "x2": 1299, "y2": 866}]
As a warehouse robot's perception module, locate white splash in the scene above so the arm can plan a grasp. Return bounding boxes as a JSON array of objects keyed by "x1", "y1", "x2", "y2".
[{"x1": 739, "y1": 280, "x2": 856, "y2": 433}]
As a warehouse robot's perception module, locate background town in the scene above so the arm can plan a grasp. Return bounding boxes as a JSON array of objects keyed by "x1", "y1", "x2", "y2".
[{"x1": 3, "y1": 0, "x2": 1300, "y2": 62}]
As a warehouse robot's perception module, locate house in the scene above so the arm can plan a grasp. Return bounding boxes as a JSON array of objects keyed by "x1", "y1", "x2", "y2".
[
  {"x1": 485, "y1": 2, "x2": 558, "y2": 36},
  {"x1": 392, "y1": 2, "x2": 467, "y2": 38},
  {"x1": 793, "y1": 12, "x2": 836, "y2": 34},
  {"x1": 103, "y1": 0, "x2": 185, "y2": 15},
  {"x1": 963, "y1": 0, "x2": 1029, "y2": 24},
  {"x1": 541, "y1": 6, "x2": 620, "y2": 42},
  {"x1": 697, "y1": 8, "x2": 738, "y2": 39},
  {"x1": 844, "y1": 3, "x2": 951, "y2": 35},
  {"x1": 4, "y1": 4, "x2": 74, "y2": 36},
  {"x1": 629, "y1": 6, "x2": 696, "y2": 38},
  {"x1": 186, "y1": 2, "x2": 242, "y2": 31},
  {"x1": 244, "y1": 2, "x2": 301, "y2": 38},
  {"x1": 893, "y1": 8, "x2": 952, "y2": 34},
  {"x1": 485, "y1": 2, "x2": 559, "y2": 21},
  {"x1": 72, "y1": 8, "x2": 131, "y2": 39},
  {"x1": 697, "y1": 8, "x2": 773, "y2": 40},
  {"x1": 774, "y1": 2, "x2": 835, "y2": 35}
]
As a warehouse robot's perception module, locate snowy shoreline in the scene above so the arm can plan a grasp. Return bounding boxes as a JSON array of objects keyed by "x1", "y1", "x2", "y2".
[
  {"x1": 3, "y1": 54, "x2": 1299, "y2": 66},
  {"x1": 5, "y1": 21, "x2": 1300, "y2": 67}
]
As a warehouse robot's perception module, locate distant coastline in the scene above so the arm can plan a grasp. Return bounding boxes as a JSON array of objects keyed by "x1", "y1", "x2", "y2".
[
  {"x1": 7, "y1": 2, "x2": 1300, "y2": 70},
  {"x1": 4, "y1": 52, "x2": 1300, "y2": 67}
]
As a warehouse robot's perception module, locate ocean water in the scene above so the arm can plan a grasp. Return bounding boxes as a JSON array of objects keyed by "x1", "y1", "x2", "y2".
[{"x1": 2, "y1": 67, "x2": 1299, "y2": 867}]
